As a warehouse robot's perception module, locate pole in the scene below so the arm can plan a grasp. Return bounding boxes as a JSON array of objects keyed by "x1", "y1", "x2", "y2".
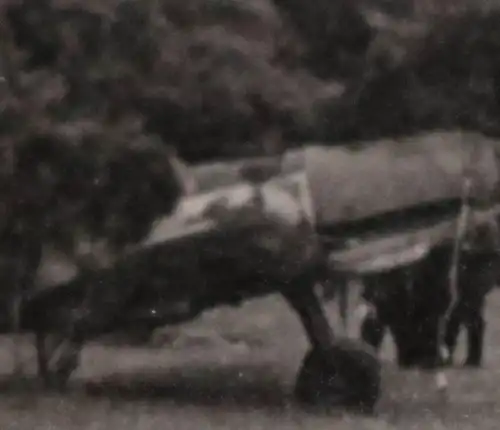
[{"x1": 435, "y1": 154, "x2": 473, "y2": 397}]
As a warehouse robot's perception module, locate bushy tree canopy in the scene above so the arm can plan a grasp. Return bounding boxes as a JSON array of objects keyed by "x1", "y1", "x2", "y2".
[
  {"x1": 320, "y1": 9, "x2": 500, "y2": 142},
  {"x1": 0, "y1": 0, "x2": 331, "y2": 259}
]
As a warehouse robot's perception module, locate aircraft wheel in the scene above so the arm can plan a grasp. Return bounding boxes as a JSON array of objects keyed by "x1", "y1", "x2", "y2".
[
  {"x1": 294, "y1": 338, "x2": 381, "y2": 413},
  {"x1": 35, "y1": 332, "x2": 81, "y2": 391}
]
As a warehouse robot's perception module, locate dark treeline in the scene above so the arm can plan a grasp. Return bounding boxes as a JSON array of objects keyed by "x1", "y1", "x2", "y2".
[{"x1": 1, "y1": 0, "x2": 500, "y2": 256}]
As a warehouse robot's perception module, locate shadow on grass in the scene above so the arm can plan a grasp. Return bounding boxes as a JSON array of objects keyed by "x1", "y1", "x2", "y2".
[
  {"x1": 0, "y1": 367, "x2": 496, "y2": 422},
  {"x1": 83, "y1": 362, "x2": 370, "y2": 417},
  {"x1": 84, "y1": 362, "x2": 294, "y2": 410}
]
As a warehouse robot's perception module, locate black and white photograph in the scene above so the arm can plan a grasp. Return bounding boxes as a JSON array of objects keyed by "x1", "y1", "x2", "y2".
[{"x1": 1, "y1": 0, "x2": 500, "y2": 428}]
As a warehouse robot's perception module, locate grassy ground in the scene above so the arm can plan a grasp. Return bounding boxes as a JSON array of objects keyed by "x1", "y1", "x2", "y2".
[{"x1": 0, "y1": 288, "x2": 500, "y2": 429}]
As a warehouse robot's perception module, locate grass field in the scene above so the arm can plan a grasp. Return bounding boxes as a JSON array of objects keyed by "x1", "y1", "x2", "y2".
[{"x1": 0, "y1": 286, "x2": 500, "y2": 429}]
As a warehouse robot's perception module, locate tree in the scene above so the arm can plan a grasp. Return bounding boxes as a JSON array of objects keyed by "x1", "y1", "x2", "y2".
[
  {"x1": 319, "y1": 9, "x2": 500, "y2": 142},
  {"x1": 3, "y1": 0, "x2": 323, "y2": 162},
  {"x1": 0, "y1": 0, "x2": 332, "y2": 255},
  {"x1": 271, "y1": 0, "x2": 374, "y2": 79}
]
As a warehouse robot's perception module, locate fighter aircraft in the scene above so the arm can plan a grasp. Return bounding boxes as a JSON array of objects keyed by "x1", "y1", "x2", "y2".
[{"x1": 7, "y1": 131, "x2": 500, "y2": 413}]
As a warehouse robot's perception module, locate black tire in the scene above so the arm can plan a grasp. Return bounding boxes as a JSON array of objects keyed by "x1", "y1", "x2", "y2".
[{"x1": 294, "y1": 338, "x2": 381, "y2": 414}]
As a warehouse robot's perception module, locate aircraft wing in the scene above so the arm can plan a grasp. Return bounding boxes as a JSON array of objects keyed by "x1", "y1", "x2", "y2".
[
  {"x1": 305, "y1": 132, "x2": 499, "y2": 226},
  {"x1": 328, "y1": 204, "x2": 500, "y2": 276}
]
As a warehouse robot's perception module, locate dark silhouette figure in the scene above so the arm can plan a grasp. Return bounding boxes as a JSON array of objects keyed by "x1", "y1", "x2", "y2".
[{"x1": 360, "y1": 235, "x2": 499, "y2": 368}]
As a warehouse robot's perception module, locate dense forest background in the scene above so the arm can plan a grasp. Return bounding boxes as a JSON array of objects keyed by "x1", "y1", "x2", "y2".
[{"x1": 2, "y1": 0, "x2": 500, "y2": 260}]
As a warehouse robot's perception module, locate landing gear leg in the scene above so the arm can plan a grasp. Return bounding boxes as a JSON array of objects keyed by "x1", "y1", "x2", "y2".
[
  {"x1": 35, "y1": 331, "x2": 82, "y2": 390},
  {"x1": 284, "y1": 284, "x2": 381, "y2": 413}
]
